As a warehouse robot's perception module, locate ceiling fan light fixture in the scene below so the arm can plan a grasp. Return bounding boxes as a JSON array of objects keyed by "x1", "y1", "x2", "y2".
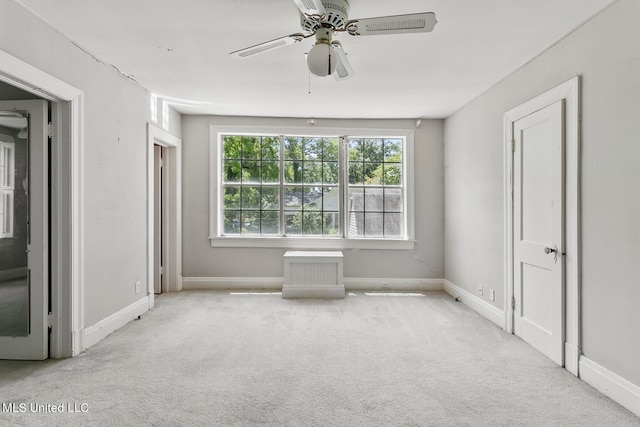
[{"x1": 307, "y1": 40, "x2": 337, "y2": 77}]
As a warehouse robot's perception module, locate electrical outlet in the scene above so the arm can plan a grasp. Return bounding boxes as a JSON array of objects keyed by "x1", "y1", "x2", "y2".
[
  {"x1": 135, "y1": 281, "x2": 141, "y2": 294},
  {"x1": 489, "y1": 289, "x2": 495, "y2": 302},
  {"x1": 478, "y1": 285, "x2": 484, "y2": 296}
]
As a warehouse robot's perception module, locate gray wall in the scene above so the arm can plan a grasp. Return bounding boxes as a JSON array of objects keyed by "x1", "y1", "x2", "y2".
[
  {"x1": 0, "y1": 0, "x2": 181, "y2": 326},
  {"x1": 182, "y1": 115, "x2": 444, "y2": 279},
  {"x1": 444, "y1": 0, "x2": 640, "y2": 386}
]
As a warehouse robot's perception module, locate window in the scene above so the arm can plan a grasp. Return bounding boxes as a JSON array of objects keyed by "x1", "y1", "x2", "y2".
[
  {"x1": 211, "y1": 126, "x2": 415, "y2": 249},
  {"x1": 347, "y1": 137, "x2": 403, "y2": 238},
  {"x1": 0, "y1": 139, "x2": 15, "y2": 238}
]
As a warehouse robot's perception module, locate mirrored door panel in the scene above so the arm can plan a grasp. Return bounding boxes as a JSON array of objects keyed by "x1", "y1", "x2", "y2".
[{"x1": 0, "y1": 112, "x2": 29, "y2": 337}]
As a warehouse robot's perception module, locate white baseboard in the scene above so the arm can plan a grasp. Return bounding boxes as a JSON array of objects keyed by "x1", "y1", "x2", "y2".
[
  {"x1": 579, "y1": 356, "x2": 640, "y2": 417},
  {"x1": 0, "y1": 267, "x2": 27, "y2": 281},
  {"x1": 344, "y1": 278, "x2": 444, "y2": 292},
  {"x1": 443, "y1": 280, "x2": 504, "y2": 328},
  {"x1": 182, "y1": 277, "x2": 283, "y2": 290},
  {"x1": 182, "y1": 277, "x2": 445, "y2": 292},
  {"x1": 82, "y1": 297, "x2": 150, "y2": 350}
]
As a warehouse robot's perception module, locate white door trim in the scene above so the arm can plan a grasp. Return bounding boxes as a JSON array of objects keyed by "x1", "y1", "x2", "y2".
[
  {"x1": 147, "y1": 123, "x2": 182, "y2": 307},
  {"x1": 0, "y1": 49, "x2": 84, "y2": 358},
  {"x1": 503, "y1": 76, "x2": 581, "y2": 375}
]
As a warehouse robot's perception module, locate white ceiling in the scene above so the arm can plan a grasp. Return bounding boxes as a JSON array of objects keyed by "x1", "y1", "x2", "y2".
[{"x1": 16, "y1": 0, "x2": 615, "y2": 119}]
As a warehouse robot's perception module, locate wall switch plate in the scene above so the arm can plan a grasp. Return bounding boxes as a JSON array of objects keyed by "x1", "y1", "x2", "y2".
[
  {"x1": 135, "y1": 281, "x2": 141, "y2": 294},
  {"x1": 489, "y1": 289, "x2": 495, "y2": 302}
]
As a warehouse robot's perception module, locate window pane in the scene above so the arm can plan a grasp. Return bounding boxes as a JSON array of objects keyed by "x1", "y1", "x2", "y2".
[
  {"x1": 223, "y1": 135, "x2": 242, "y2": 159},
  {"x1": 384, "y1": 213, "x2": 403, "y2": 237},
  {"x1": 262, "y1": 137, "x2": 279, "y2": 160},
  {"x1": 323, "y1": 162, "x2": 339, "y2": 184},
  {"x1": 261, "y1": 211, "x2": 280, "y2": 235},
  {"x1": 302, "y1": 212, "x2": 323, "y2": 235},
  {"x1": 363, "y1": 163, "x2": 382, "y2": 185},
  {"x1": 364, "y1": 187, "x2": 384, "y2": 212},
  {"x1": 284, "y1": 161, "x2": 302, "y2": 184},
  {"x1": 241, "y1": 211, "x2": 260, "y2": 234},
  {"x1": 303, "y1": 162, "x2": 323, "y2": 184},
  {"x1": 348, "y1": 212, "x2": 364, "y2": 237},
  {"x1": 284, "y1": 137, "x2": 303, "y2": 160},
  {"x1": 323, "y1": 212, "x2": 340, "y2": 236},
  {"x1": 241, "y1": 186, "x2": 261, "y2": 209},
  {"x1": 304, "y1": 137, "x2": 323, "y2": 161},
  {"x1": 285, "y1": 211, "x2": 301, "y2": 235},
  {"x1": 223, "y1": 211, "x2": 240, "y2": 234},
  {"x1": 364, "y1": 213, "x2": 384, "y2": 237},
  {"x1": 241, "y1": 136, "x2": 261, "y2": 159},
  {"x1": 322, "y1": 187, "x2": 340, "y2": 211},
  {"x1": 348, "y1": 138, "x2": 363, "y2": 162},
  {"x1": 223, "y1": 160, "x2": 241, "y2": 183},
  {"x1": 349, "y1": 162, "x2": 364, "y2": 185},
  {"x1": 284, "y1": 186, "x2": 303, "y2": 210},
  {"x1": 349, "y1": 187, "x2": 364, "y2": 211},
  {"x1": 262, "y1": 187, "x2": 280, "y2": 210},
  {"x1": 242, "y1": 160, "x2": 261, "y2": 183},
  {"x1": 383, "y1": 163, "x2": 402, "y2": 185},
  {"x1": 323, "y1": 138, "x2": 339, "y2": 162},
  {"x1": 262, "y1": 161, "x2": 279, "y2": 184},
  {"x1": 223, "y1": 186, "x2": 240, "y2": 209},
  {"x1": 303, "y1": 187, "x2": 322, "y2": 209},
  {"x1": 363, "y1": 138, "x2": 383, "y2": 163},
  {"x1": 384, "y1": 188, "x2": 403, "y2": 212},
  {"x1": 384, "y1": 139, "x2": 402, "y2": 162}
]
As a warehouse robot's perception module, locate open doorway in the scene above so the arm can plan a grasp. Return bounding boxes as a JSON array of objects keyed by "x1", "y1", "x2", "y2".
[
  {"x1": 0, "y1": 50, "x2": 83, "y2": 358},
  {"x1": 147, "y1": 124, "x2": 182, "y2": 307},
  {"x1": 153, "y1": 144, "x2": 164, "y2": 294}
]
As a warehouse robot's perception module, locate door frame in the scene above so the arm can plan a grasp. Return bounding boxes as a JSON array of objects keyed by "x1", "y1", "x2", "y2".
[
  {"x1": 503, "y1": 76, "x2": 580, "y2": 375},
  {"x1": 147, "y1": 123, "x2": 182, "y2": 307},
  {"x1": 0, "y1": 49, "x2": 84, "y2": 358}
]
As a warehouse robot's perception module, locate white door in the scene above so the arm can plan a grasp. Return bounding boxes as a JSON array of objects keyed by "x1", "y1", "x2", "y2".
[
  {"x1": 513, "y1": 100, "x2": 565, "y2": 365},
  {"x1": 0, "y1": 100, "x2": 48, "y2": 360}
]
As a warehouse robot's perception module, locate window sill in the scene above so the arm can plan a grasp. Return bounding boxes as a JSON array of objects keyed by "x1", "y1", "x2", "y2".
[{"x1": 209, "y1": 236, "x2": 416, "y2": 250}]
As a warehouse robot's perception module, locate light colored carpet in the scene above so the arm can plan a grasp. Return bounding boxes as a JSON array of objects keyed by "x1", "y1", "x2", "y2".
[{"x1": 0, "y1": 290, "x2": 638, "y2": 426}]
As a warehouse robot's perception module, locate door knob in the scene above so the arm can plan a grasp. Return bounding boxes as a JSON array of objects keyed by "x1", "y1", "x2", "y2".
[
  {"x1": 544, "y1": 247, "x2": 556, "y2": 255},
  {"x1": 544, "y1": 246, "x2": 558, "y2": 263}
]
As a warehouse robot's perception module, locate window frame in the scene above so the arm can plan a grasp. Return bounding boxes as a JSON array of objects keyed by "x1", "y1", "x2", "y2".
[
  {"x1": 0, "y1": 137, "x2": 16, "y2": 239},
  {"x1": 209, "y1": 124, "x2": 415, "y2": 250}
]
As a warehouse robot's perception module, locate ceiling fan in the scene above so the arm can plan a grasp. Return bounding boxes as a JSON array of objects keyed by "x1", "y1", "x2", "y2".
[{"x1": 230, "y1": 0, "x2": 437, "y2": 80}]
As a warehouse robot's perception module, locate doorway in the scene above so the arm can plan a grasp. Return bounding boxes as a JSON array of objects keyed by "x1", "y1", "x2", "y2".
[
  {"x1": 153, "y1": 144, "x2": 165, "y2": 294},
  {"x1": 0, "y1": 50, "x2": 83, "y2": 358},
  {"x1": 504, "y1": 76, "x2": 581, "y2": 375},
  {"x1": 147, "y1": 123, "x2": 182, "y2": 308}
]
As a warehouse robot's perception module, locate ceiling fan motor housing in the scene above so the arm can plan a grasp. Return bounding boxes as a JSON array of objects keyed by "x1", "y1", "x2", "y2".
[{"x1": 300, "y1": 0, "x2": 350, "y2": 33}]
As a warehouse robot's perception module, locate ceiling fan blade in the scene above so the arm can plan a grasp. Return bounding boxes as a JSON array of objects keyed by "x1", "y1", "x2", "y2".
[
  {"x1": 331, "y1": 42, "x2": 353, "y2": 81},
  {"x1": 230, "y1": 34, "x2": 306, "y2": 57},
  {"x1": 345, "y1": 12, "x2": 437, "y2": 36},
  {"x1": 292, "y1": 0, "x2": 326, "y2": 21}
]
